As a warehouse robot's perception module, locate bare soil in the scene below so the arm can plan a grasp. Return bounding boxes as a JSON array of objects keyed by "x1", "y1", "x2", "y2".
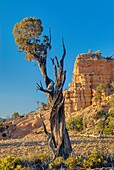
[{"x1": 0, "y1": 132, "x2": 113, "y2": 160}]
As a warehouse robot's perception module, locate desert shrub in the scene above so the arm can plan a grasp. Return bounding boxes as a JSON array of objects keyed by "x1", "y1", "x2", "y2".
[
  {"x1": 109, "y1": 94, "x2": 114, "y2": 116},
  {"x1": 25, "y1": 152, "x2": 50, "y2": 168},
  {"x1": 93, "y1": 83, "x2": 106, "y2": 104},
  {"x1": 49, "y1": 156, "x2": 64, "y2": 169},
  {"x1": 83, "y1": 150, "x2": 107, "y2": 168},
  {"x1": 15, "y1": 165, "x2": 29, "y2": 170},
  {"x1": 92, "y1": 90, "x2": 101, "y2": 104},
  {"x1": 103, "y1": 116, "x2": 114, "y2": 135},
  {"x1": 96, "y1": 110, "x2": 114, "y2": 135},
  {"x1": 0, "y1": 155, "x2": 28, "y2": 170},
  {"x1": 65, "y1": 156, "x2": 82, "y2": 169},
  {"x1": 96, "y1": 110, "x2": 107, "y2": 119},
  {"x1": 96, "y1": 83, "x2": 106, "y2": 92},
  {"x1": 66, "y1": 115, "x2": 83, "y2": 132},
  {"x1": 11, "y1": 112, "x2": 21, "y2": 120},
  {"x1": 111, "y1": 81, "x2": 114, "y2": 88},
  {"x1": 97, "y1": 119, "x2": 104, "y2": 134},
  {"x1": 38, "y1": 152, "x2": 51, "y2": 164},
  {"x1": 0, "y1": 122, "x2": 4, "y2": 132},
  {"x1": 0, "y1": 122, "x2": 3, "y2": 128}
]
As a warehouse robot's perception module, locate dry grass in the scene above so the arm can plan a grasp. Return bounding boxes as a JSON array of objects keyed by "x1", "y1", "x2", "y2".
[{"x1": 0, "y1": 132, "x2": 113, "y2": 160}]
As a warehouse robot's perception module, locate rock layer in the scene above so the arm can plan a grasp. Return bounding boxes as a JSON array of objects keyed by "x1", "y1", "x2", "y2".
[{"x1": 64, "y1": 52, "x2": 114, "y2": 113}]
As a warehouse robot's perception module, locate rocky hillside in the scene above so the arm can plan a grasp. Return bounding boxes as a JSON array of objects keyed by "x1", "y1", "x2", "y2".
[
  {"x1": 0, "y1": 95, "x2": 114, "y2": 140},
  {"x1": 0, "y1": 109, "x2": 49, "y2": 140}
]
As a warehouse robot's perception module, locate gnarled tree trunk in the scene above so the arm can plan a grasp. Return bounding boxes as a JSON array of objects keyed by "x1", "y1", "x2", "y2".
[
  {"x1": 37, "y1": 41, "x2": 72, "y2": 159},
  {"x1": 50, "y1": 93, "x2": 72, "y2": 159}
]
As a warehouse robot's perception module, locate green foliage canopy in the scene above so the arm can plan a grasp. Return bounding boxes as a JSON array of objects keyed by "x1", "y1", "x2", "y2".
[{"x1": 13, "y1": 17, "x2": 51, "y2": 61}]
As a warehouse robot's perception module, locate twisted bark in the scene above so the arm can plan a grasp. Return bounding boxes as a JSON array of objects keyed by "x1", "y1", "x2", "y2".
[{"x1": 37, "y1": 40, "x2": 72, "y2": 159}]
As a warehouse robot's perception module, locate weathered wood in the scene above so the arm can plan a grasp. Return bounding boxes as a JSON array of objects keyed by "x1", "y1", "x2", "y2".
[{"x1": 37, "y1": 40, "x2": 72, "y2": 159}]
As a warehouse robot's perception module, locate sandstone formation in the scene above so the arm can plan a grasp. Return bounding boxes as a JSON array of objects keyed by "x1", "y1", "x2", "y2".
[
  {"x1": 0, "y1": 111, "x2": 43, "y2": 140},
  {"x1": 64, "y1": 51, "x2": 114, "y2": 113}
]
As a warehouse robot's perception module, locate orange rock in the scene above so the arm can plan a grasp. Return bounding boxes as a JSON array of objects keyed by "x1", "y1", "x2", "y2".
[{"x1": 64, "y1": 52, "x2": 114, "y2": 113}]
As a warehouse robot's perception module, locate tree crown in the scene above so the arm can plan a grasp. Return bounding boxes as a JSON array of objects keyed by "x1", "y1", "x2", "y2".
[{"x1": 13, "y1": 17, "x2": 51, "y2": 61}]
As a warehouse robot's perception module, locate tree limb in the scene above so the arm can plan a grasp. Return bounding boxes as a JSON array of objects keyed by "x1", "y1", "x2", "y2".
[
  {"x1": 51, "y1": 57, "x2": 57, "y2": 78},
  {"x1": 61, "y1": 70, "x2": 66, "y2": 87},
  {"x1": 39, "y1": 114, "x2": 56, "y2": 154},
  {"x1": 36, "y1": 81, "x2": 51, "y2": 94},
  {"x1": 54, "y1": 56, "x2": 59, "y2": 67},
  {"x1": 60, "y1": 38, "x2": 66, "y2": 69},
  {"x1": 39, "y1": 114, "x2": 48, "y2": 135}
]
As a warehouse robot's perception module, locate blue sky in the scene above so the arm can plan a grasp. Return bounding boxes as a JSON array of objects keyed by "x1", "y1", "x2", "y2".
[{"x1": 0, "y1": 0, "x2": 114, "y2": 118}]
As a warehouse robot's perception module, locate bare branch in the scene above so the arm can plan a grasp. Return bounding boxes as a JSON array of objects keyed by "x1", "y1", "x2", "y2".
[
  {"x1": 39, "y1": 114, "x2": 48, "y2": 135},
  {"x1": 39, "y1": 113, "x2": 56, "y2": 154},
  {"x1": 50, "y1": 57, "x2": 54, "y2": 65},
  {"x1": 60, "y1": 38, "x2": 66, "y2": 68},
  {"x1": 40, "y1": 80, "x2": 43, "y2": 87},
  {"x1": 61, "y1": 70, "x2": 66, "y2": 87},
  {"x1": 51, "y1": 58, "x2": 57, "y2": 78},
  {"x1": 54, "y1": 56, "x2": 59, "y2": 67},
  {"x1": 36, "y1": 82, "x2": 51, "y2": 94}
]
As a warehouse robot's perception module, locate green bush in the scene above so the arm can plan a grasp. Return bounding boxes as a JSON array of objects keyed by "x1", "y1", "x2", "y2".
[
  {"x1": 96, "y1": 83, "x2": 106, "y2": 92},
  {"x1": 0, "y1": 122, "x2": 3, "y2": 128},
  {"x1": 92, "y1": 90, "x2": 101, "y2": 104},
  {"x1": 49, "y1": 156, "x2": 64, "y2": 169},
  {"x1": 83, "y1": 151, "x2": 107, "y2": 168},
  {"x1": 97, "y1": 119, "x2": 104, "y2": 134},
  {"x1": 92, "y1": 83, "x2": 106, "y2": 104},
  {"x1": 97, "y1": 114, "x2": 114, "y2": 135},
  {"x1": 109, "y1": 94, "x2": 114, "y2": 116},
  {"x1": 65, "y1": 156, "x2": 82, "y2": 169},
  {"x1": 37, "y1": 152, "x2": 51, "y2": 164},
  {"x1": 15, "y1": 165, "x2": 29, "y2": 170},
  {"x1": 0, "y1": 155, "x2": 28, "y2": 170},
  {"x1": 11, "y1": 112, "x2": 21, "y2": 120},
  {"x1": 48, "y1": 151, "x2": 112, "y2": 169},
  {"x1": 0, "y1": 122, "x2": 4, "y2": 132},
  {"x1": 66, "y1": 115, "x2": 83, "y2": 132},
  {"x1": 103, "y1": 116, "x2": 114, "y2": 135},
  {"x1": 96, "y1": 110, "x2": 107, "y2": 119},
  {"x1": 111, "y1": 81, "x2": 114, "y2": 88}
]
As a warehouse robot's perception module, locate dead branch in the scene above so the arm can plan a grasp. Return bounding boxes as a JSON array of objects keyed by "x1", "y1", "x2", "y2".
[
  {"x1": 36, "y1": 82, "x2": 51, "y2": 94},
  {"x1": 54, "y1": 56, "x2": 59, "y2": 67},
  {"x1": 39, "y1": 114, "x2": 56, "y2": 154},
  {"x1": 60, "y1": 39, "x2": 66, "y2": 69},
  {"x1": 61, "y1": 70, "x2": 66, "y2": 87},
  {"x1": 51, "y1": 57, "x2": 57, "y2": 78},
  {"x1": 39, "y1": 114, "x2": 48, "y2": 135}
]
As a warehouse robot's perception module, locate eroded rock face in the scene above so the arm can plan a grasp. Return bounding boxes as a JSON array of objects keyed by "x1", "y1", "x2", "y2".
[
  {"x1": 64, "y1": 51, "x2": 114, "y2": 113},
  {"x1": 0, "y1": 112, "x2": 43, "y2": 140}
]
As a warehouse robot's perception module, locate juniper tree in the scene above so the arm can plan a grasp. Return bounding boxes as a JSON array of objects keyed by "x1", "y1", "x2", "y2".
[{"x1": 13, "y1": 17, "x2": 72, "y2": 159}]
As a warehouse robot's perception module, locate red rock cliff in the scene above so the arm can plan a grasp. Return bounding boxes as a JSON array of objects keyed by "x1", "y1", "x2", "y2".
[{"x1": 64, "y1": 51, "x2": 114, "y2": 113}]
